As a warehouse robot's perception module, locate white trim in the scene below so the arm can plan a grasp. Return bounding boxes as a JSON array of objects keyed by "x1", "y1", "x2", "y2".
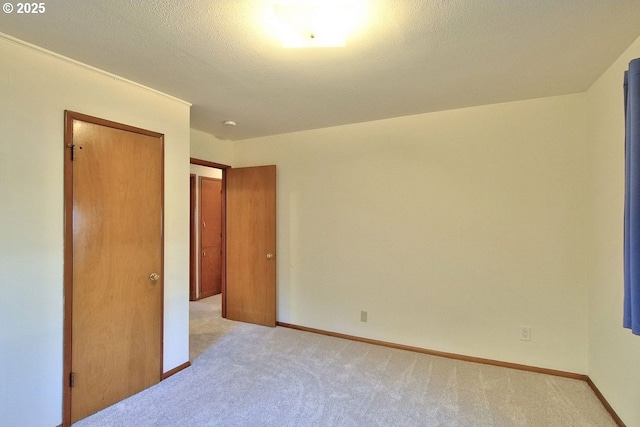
[{"x1": 0, "y1": 32, "x2": 192, "y2": 107}]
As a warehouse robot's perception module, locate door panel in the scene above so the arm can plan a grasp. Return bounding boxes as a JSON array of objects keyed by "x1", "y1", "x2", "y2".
[
  {"x1": 67, "y1": 114, "x2": 163, "y2": 423},
  {"x1": 200, "y1": 177, "x2": 222, "y2": 298},
  {"x1": 226, "y1": 165, "x2": 276, "y2": 326},
  {"x1": 190, "y1": 174, "x2": 196, "y2": 301}
]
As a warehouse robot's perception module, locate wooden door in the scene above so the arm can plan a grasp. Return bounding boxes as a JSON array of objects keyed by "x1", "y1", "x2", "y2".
[
  {"x1": 64, "y1": 111, "x2": 163, "y2": 424},
  {"x1": 200, "y1": 177, "x2": 222, "y2": 298},
  {"x1": 189, "y1": 174, "x2": 197, "y2": 300},
  {"x1": 226, "y1": 165, "x2": 276, "y2": 326}
]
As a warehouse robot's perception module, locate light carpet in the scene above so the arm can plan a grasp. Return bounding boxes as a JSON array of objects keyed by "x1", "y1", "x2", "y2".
[{"x1": 74, "y1": 295, "x2": 617, "y2": 427}]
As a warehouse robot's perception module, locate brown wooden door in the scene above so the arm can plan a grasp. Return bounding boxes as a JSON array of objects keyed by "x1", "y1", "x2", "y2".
[
  {"x1": 200, "y1": 177, "x2": 222, "y2": 298},
  {"x1": 65, "y1": 112, "x2": 163, "y2": 423},
  {"x1": 226, "y1": 165, "x2": 276, "y2": 326},
  {"x1": 189, "y1": 174, "x2": 197, "y2": 300}
]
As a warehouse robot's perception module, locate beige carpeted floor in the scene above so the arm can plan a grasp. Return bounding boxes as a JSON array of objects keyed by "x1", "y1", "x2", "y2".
[{"x1": 74, "y1": 295, "x2": 617, "y2": 427}]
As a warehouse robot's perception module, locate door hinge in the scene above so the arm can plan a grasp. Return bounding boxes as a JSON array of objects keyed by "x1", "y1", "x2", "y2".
[
  {"x1": 70, "y1": 372, "x2": 75, "y2": 388},
  {"x1": 67, "y1": 144, "x2": 76, "y2": 161}
]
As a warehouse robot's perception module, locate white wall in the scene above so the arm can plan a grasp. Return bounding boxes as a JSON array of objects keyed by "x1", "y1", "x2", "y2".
[
  {"x1": 233, "y1": 93, "x2": 589, "y2": 374},
  {"x1": 0, "y1": 35, "x2": 191, "y2": 427},
  {"x1": 191, "y1": 128, "x2": 234, "y2": 166},
  {"x1": 191, "y1": 164, "x2": 223, "y2": 178},
  {"x1": 586, "y1": 35, "x2": 640, "y2": 426}
]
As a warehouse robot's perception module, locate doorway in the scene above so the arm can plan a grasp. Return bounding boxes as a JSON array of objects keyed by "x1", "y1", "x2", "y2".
[
  {"x1": 188, "y1": 159, "x2": 277, "y2": 354},
  {"x1": 189, "y1": 162, "x2": 224, "y2": 302},
  {"x1": 189, "y1": 159, "x2": 227, "y2": 362}
]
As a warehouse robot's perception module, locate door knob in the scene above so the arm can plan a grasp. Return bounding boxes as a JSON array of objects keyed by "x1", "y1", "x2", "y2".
[
  {"x1": 149, "y1": 273, "x2": 160, "y2": 281},
  {"x1": 266, "y1": 253, "x2": 274, "y2": 259}
]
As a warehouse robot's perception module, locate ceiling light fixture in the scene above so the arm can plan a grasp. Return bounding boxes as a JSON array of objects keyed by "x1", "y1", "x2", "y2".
[
  {"x1": 223, "y1": 120, "x2": 237, "y2": 126},
  {"x1": 271, "y1": 0, "x2": 367, "y2": 48}
]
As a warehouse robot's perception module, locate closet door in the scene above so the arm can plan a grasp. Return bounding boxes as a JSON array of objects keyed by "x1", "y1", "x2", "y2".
[
  {"x1": 64, "y1": 111, "x2": 163, "y2": 424},
  {"x1": 200, "y1": 177, "x2": 222, "y2": 298}
]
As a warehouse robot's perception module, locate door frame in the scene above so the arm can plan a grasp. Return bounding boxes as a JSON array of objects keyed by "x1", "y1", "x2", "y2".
[
  {"x1": 190, "y1": 158, "x2": 229, "y2": 317},
  {"x1": 63, "y1": 111, "x2": 165, "y2": 426}
]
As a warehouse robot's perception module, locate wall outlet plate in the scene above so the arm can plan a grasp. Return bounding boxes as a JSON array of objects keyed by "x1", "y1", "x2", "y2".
[{"x1": 520, "y1": 326, "x2": 531, "y2": 341}]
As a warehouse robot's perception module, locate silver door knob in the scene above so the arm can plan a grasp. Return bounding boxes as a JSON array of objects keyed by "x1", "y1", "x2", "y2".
[
  {"x1": 266, "y1": 253, "x2": 274, "y2": 259},
  {"x1": 149, "y1": 273, "x2": 160, "y2": 281}
]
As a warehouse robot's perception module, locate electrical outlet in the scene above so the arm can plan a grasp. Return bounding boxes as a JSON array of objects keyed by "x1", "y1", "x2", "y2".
[
  {"x1": 520, "y1": 326, "x2": 531, "y2": 341},
  {"x1": 360, "y1": 311, "x2": 368, "y2": 322}
]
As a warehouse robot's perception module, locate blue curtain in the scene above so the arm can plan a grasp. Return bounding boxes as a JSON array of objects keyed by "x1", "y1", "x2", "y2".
[{"x1": 624, "y1": 58, "x2": 640, "y2": 335}]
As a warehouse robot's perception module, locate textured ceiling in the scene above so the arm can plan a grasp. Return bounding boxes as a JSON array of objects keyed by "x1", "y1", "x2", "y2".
[{"x1": 2, "y1": 0, "x2": 640, "y2": 140}]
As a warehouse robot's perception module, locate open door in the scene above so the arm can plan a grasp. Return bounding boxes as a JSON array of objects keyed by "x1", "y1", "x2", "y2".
[{"x1": 226, "y1": 165, "x2": 276, "y2": 326}]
